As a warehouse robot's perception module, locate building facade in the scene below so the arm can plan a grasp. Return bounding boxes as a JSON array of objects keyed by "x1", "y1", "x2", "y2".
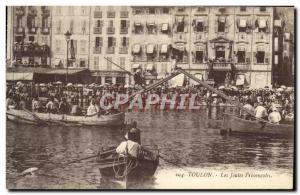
[
  {"x1": 8, "y1": 6, "x2": 52, "y2": 68},
  {"x1": 7, "y1": 6, "x2": 294, "y2": 88}
]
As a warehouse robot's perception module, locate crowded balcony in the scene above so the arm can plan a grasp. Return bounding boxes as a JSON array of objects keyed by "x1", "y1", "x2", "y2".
[
  {"x1": 13, "y1": 42, "x2": 51, "y2": 57},
  {"x1": 94, "y1": 11, "x2": 102, "y2": 18},
  {"x1": 120, "y1": 11, "x2": 129, "y2": 18},
  {"x1": 94, "y1": 27, "x2": 102, "y2": 34},
  {"x1": 119, "y1": 47, "x2": 128, "y2": 54},
  {"x1": 107, "y1": 27, "x2": 115, "y2": 34},
  {"x1": 106, "y1": 47, "x2": 115, "y2": 54},
  {"x1": 93, "y1": 47, "x2": 102, "y2": 54}
]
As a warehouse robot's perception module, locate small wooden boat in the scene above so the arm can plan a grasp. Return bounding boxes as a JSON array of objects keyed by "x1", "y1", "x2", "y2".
[
  {"x1": 222, "y1": 113, "x2": 294, "y2": 137},
  {"x1": 6, "y1": 108, "x2": 125, "y2": 127},
  {"x1": 97, "y1": 146, "x2": 159, "y2": 189}
]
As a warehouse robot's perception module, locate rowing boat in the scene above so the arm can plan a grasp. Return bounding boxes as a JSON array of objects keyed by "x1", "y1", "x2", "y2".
[
  {"x1": 6, "y1": 108, "x2": 125, "y2": 127},
  {"x1": 98, "y1": 146, "x2": 159, "y2": 189},
  {"x1": 222, "y1": 113, "x2": 294, "y2": 137}
]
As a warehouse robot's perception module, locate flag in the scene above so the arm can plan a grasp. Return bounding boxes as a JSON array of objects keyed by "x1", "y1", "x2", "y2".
[{"x1": 69, "y1": 39, "x2": 77, "y2": 59}]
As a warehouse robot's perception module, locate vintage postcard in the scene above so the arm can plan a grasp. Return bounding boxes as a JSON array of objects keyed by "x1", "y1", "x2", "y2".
[{"x1": 6, "y1": 6, "x2": 294, "y2": 190}]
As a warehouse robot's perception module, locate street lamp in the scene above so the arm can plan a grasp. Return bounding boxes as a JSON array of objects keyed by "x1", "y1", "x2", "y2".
[{"x1": 64, "y1": 30, "x2": 72, "y2": 84}]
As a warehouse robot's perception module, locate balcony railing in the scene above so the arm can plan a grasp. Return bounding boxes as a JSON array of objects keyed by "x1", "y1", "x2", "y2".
[
  {"x1": 211, "y1": 62, "x2": 232, "y2": 70},
  {"x1": 15, "y1": 26, "x2": 25, "y2": 34},
  {"x1": 94, "y1": 27, "x2": 102, "y2": 34},
  {"x1": 119, "y1": 47, "x2": 128, "y2": 54},
  {"x1": 94, "y1": 11, "x2": 102, "y2": 18},
  {"x1": 107, "y1": 11, "x2": 115, "y2": 18},
  {"x1": 120, "y1": 28, "x2": 128, "y2": 34},
  {"x1": 106, "y1": 47, "x2": 115, "y2": 54},
  {"x1": 120, "y1": 11, "x2": 129, "y2": 18},
  {"x1": 93, "y1": 47, "x2": 102, "y2": 54},
  {"x1": 13, "y1": 43, "x2": 50, "y2": 57},
  {"x1": 235, "y1": 64, "x2": 250, "y2": 70},
  {"x1": 28, "y1": 27, "x2": 38, "y2": 34},
  {"x1": 41, "y1": 27, "x2": 50, "y2": 34},
  {"x1": 107, "y1": 27, "x2": 115, "y2": 34},
  {"x1": 15, "y1": 7, "x2": 25, "y2": 16}
]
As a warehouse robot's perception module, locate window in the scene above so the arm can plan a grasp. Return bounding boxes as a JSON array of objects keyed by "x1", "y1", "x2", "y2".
[
  {"x1": 177, "y1": 19, "x2": 185, "y2": 33},
  {"x1": 55, "y1": 40, "x2": 61, "y2": 52},
  {"x1": 120, "y1": 57, "x2": 125, "y2": 68},
  {"x1": 29, "y1": 36, "x2": 35, "y2": 42},
  {"x1": 256, "y1": 51, "x2": 265, "y2": 63},
  {"x1": 109, "y1": 20, "x2": 114, "y2": 27},
  {"x1": 240, "y1": 7, "x2": 246, "y2": 12},
  {"x1": 95, "y1": 37, "x2": 102, "y2": 47},
  {"x1": 134, "y1": 8, "x2": 143, "y2": 15},
  {"x1": 195, "y1": 51, "x2": 204, "y2": 63},
  {"x1": 68, "y1": 6, "x2": 74, "y2": 15},
  {"x1": 94, "y1": 57, "x2": 99, "y2": 70},
  {"x1": 237, "y1": 50, "x2": 246, "y2": 63},
  {"x1": 162, "y1": 7, "x2": 169, "y2": 14},
  {"x1": 218, "y1": 20, "x2": 225, "y2": 32},
  {"x1": 216, "y1": 46, "x2": 225, "y2": 59},
  {"x1": 108, "y1": 37, "x2": 113, "y2": 47},
  {"x1": 41, "y1": 57, "x2": 47, "y2": 65},
  {"x1": 105, "y1": 77, "x2": 112, "y2": 84},
  {"x1": 196, "y1": 21, "x2": 204, "y2": 32},
  {"x1": 56, "y1": 20, "x2": 62, "y2": 33},
  {"x1": 80, "y1": 59, "x2": 86, "y2": 67},
  {"x1": 106, "y1": 57, "x2": 112, "y2": 70},
  {"x1": 122, "y1": 37, "x2": 127, "y2": 47},
  {"x1": 260, "y1": 7, "x2": 266, "y2": 12},
  {"x1": 82, "y1": 20, "x2": 87, "y2": 34},
  {"x1": 149, "y1": 8, "x2": 155, "y2": 14},
  {"x1": 178, "y1": 7, "x2": 185, "y2": 12},
  {"x1": 121, "y1": 20, "x2": 127, "y2": 29},
  {"x1": 15, "y1": 36, "x2": 23, "y2": 43},
  {"x1": 56, "y1": 7, "x2": 62, "y2": 15},
  {"x1": 81, "y1": 7, "x2": 87, "y2": 15},
  {"x1": 29, "y1": 57, "x2": 35, "y2": 65},
  {"x1": 42, "y1": 17, "x2": 48, "y2": 28},
  {"x1": 198, "y1": 7, "x2": 206, "y2": 12},
  {"x1": 70, "y1": 20, "x2": 74, "y2": 33}
]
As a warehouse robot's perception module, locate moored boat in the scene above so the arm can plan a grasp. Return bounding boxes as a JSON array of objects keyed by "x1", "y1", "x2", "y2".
[
  {"x1": 6, "y1": 108, "x2": 125, "y2": 127},
  {"x1": 222, "y1": 113, "x2": 294, "y2": 137},
  {"x1": 98, "y1": 146, "x2": 159, "y2": 188}
]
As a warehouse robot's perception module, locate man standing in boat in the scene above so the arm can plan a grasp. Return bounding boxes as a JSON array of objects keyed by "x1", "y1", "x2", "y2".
[
  {"x1": 240, "y1": 99, "x2": 255, "y2": 120},
  {"x1": 254, "y1": 101, "x2": 268, "y2": 120},
  {"x1": 268, "y1": 107, "x2": 282, "y2": 124}
]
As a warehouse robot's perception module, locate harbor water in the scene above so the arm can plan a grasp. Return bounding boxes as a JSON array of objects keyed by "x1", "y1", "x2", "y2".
[{"x1": 6, "y1": 107, "x2": 294, "y2": 189}]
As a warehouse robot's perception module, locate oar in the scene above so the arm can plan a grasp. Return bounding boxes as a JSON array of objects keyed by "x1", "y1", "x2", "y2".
[
  {"x1": 158, "y1": 153, "x2": 190, "y2": 172},
  {"x1": 19, "y1": 148, "x2": 116, "y2": 178},
  {"x1": 22, "y1": 108, "x2": 49, "y2": 125}
]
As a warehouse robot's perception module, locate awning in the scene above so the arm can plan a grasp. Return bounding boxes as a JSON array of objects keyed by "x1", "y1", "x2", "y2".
[
  {"x1": 239, "y1": 19, "x2": 247, "y2": 28},
  {"x1": 6, "y1": 72, "x2": 33, "y2": 81},
  {"x1": 162, "y1": 23, "x2": 168, "y2": 31},
  {"x1": 219, "y1": 16, "x2": 226, "y2": 23},
  {"x1": 146, "y1": 44, "x2": 154, "y2": 54},
  {"x1": 133, "y1": 44, "x2": 141, "y2": 54},
  {"x1": 146, "y1": 63, "x2": 154, "y2": 71},
  {"x1": 274, "y1": 19, "x2": 282, "y2": 27},
  {"x1": 236, "y1": 74, "x2": 245, "y2": 86},
  {"x1": 175, "y1": 44, "x2": 185, "y2": 52},
  {"x1": 259, "y1": 19, "x2": 266, "y2": 28},
  {"x1": 195, "y1": 45, "x2": 203, "y2": 51},
  {"x1": 147, "y1": 21, "x2": 155, "y2": 25},
  {"x1": 44, "y1": 69, "x2": 87, "y2": 75},
  {"x1": 132, "y1": 64, "x2": 140, "y2": 69},
  {"x1": 54, "y1": 59, "x2": 62, "y2": 66},
  {"x1": 161, "y1": 44, "x2": 168, "y2": 53}
]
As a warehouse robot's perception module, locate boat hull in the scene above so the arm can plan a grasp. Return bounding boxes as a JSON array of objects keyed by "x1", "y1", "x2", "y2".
[
  {"x1": 6, "y1": 109, "x2": 125, "y2": 127},
  {"x1": 222, "y1": 113, "x2": 294, "y2": 137}
]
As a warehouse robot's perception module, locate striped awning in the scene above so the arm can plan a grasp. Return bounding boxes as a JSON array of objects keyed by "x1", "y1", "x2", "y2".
[
  {"x1": 161, "y1": 44, "x2": 168, "y2": 53},
  {"x1": 6, "y1": 72, "x2": 33, "y2": 81},
  {"x1": 133, "y1": 44, "x2": 141, "y2": 54},
  {"x1": 162, "y1": 23, "x2": 168, "y2": 31},
  {"x1": 147, "y1": 44, "x2": 154, "y2": 54}
]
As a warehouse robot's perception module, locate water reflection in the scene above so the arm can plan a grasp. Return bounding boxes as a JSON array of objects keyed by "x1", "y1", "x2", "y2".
[{"x1": 7, "y1": 107, "x2": 293, "y2": 189}]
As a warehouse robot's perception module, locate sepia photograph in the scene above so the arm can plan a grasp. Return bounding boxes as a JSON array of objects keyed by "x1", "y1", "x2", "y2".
[{"x1": 5, "y1": 5, "x2": 295, "y2": 190}]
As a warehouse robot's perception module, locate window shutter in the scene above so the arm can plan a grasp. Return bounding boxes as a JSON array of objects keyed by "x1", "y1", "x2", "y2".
[
  {"x1": 126, "y1": 20, "x2": 130, "y2": 27},
  {"x1": 100, "y1": 20, "x2": 103, "y2": 27},
  {"x1": 246, "y1": 52, "x2": 251, "y2": 64},
  {"x1": 204, "y1": 20, "x2": 208, "y2": 32},
  {"x1": 253, "y1": 52, "x2": 257, "y2": 64},
  {"x1": 234, "y1": 56, "x2": 238, "y2": 63},
  {"x1": 113, "y1": 37, "x2": 116, "y2": 46},
  {"x1": 265, "y1": 52, "x2": 270, "y2": 64},
  {"x1": 266, "y1": 20, "x2": 270, "y2": 33},
  {"x1": 126, "y1": 37, "x2": 129, "y2": 46},
  {"x1": 184, "y1": 22, "x2": 188, "y2": 33},
  {"x1": 99, "y1": 37, "x2": 103, "y2": 46},
  {"x1": 225, "y1": 23, "x2": 229, "y2": 33},
  {"x1": 215, "y1": 19, "x2": 218, "y2": 33}
]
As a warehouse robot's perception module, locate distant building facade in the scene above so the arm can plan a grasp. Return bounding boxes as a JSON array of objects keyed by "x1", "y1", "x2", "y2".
[{"x1": 7, "y1": 6, "x2": 294, "y2": 87}]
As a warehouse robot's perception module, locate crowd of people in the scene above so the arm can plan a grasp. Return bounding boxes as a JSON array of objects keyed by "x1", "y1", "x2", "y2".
[{"x1": 6, "y1": 80, "x2": 294, "y2": 123}]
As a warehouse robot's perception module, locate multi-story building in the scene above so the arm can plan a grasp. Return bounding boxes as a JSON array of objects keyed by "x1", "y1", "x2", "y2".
[
  {"x1": 89, "y1": 6, "x2": 132, "y2": 85},
  {"x1": 51, "y1": 6, "x2": 90, "y2": 69},
  {"x1": 9, "y1": 6, "x2": 52, "y2": 67}
]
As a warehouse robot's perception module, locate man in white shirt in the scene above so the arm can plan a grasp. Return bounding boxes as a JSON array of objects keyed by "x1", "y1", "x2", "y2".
[
  {"x1": 240, "y1": 99, "x2": 255, "y2": 120},
  {"x1": 268, "y1": 107, "x2": 282, "y2": 124},
  {"x1": 255, "y1": 102, "x2": 268, "y2": 120},
  {"x1": 86, "y1": 99, "x2": 99, "y2": 116}
]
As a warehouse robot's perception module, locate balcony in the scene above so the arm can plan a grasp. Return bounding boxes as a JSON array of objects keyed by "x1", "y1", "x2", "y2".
[
  {"x1": 15, "y1": 7, "x2": 25, "y2": 16},
  {"x1": 211, "y1": 62, "x2": 232, "y2": 70},
  {"x1": 173, "y1": 33, "x2": 187, "y2": 43},
  {"x1": 119, "y1": 47, "x2": 128, "y2": 54},
  {"x1": 107, "y1": 27, "x2": 115, "y2": 34},
  {"x1": 41, "y1": 9, "x2": 50, "y2": 17},
  {"x1": 120, "y1": 11, "x2": 129, "y2": 18},
  {"x1": 28, "y1": 27, "x2": 38, "y2": 34},
  {"x1": 15, "y1": 26, "x2": 25, "y2": 34},
  {"x1": 106, "y1": 47, "x2": 115, "y2": 54},
  {"x1": 94, "y1": 11, "x2": 102, "y2": 18},
  {"x1": 13, "y1": 43, "x2": 50, "y2": 57},
  {"x1": 41, "y1": 27, "x2": 50, "y2": 34},
  {"x1": 28, "y1": 8, "x2": 37, "y2": 16},
  {"x1": 235, "y1": 64, "x2": 250, "y2": 70},
  {"x1": 93, "y1": 27, "x2": 102, "y2": 34},
  {"x1": 107, "y1": 11, "x2": 115, "y2": 18},
  {"x1": 93, "y1": 47, "x2": 102, "y2": 54},
  {"x1": 120, "y1": 28, "x2": 128, "y2": 34}
]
